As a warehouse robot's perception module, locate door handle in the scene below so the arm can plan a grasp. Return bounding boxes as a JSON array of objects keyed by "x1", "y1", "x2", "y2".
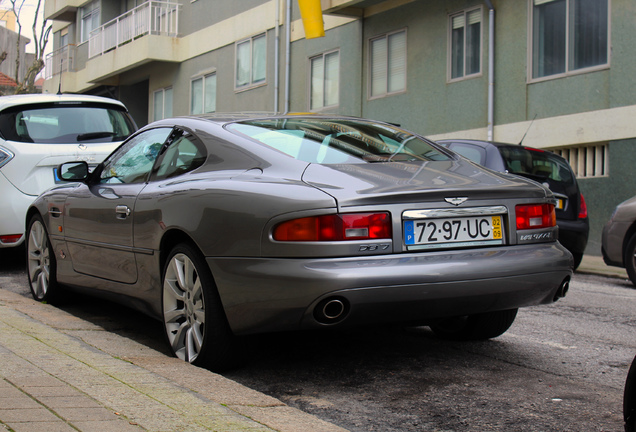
[{"x1": 115, "y1": 205, "x2": 131, "y2": 219}]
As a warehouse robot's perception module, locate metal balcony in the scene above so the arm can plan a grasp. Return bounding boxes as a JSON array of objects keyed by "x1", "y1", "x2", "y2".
[
  {"x1": 88, "y1": 1, "x2": 180, "y2": 59},
  {"x1": 45, "y1": 44, "x2": 76, "y2": 79}
]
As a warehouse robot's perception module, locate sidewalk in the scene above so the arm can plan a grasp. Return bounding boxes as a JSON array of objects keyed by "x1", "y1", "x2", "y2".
[
  {"x1": 0, "y1": 254, "x2": 628, "y2": 432},
  {"x1": 576, "y1": 253, "x2": 629, "y2": 280},
  {"x1": 0, "y1": 288, "x2": 348, "y2": 432}
]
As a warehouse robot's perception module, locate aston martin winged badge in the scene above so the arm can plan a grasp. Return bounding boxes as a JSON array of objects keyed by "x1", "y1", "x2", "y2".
[{"x1": 445, "y1": 197, "x2": 468, "y2": 206}]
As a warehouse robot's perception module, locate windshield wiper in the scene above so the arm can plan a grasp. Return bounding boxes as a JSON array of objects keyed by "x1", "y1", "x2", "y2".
[{"x1": 77, "y1": 131, "x2": 115, "y2": 141}]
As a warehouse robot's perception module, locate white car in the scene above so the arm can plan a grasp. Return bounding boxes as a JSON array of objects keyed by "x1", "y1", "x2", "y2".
[{"x1": 0, "y1": 94, "x2": 136, "y2": 248}]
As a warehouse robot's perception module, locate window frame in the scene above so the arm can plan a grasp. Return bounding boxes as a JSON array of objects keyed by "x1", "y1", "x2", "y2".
[
  {"x1": 235, "y1": 33, "x2": 267, "y2": 91},
  {"x1": 153, "y1": 87, "x2": 173, "y2": 121},
  {"x1": 368, "y1": 29, "x2": 407, "y2": 100},
  {"x1": 190, "y1": 72, "x2": 217, "y2": 115},
  {"x1": 80, "y1": 0, "x2": 100, "y2": 44},
  {"x1": 528, "y1": 0, "x2": 611, "y2": 83},
  {"x1": 308, "y1": 49, "x2": 341, "y2": 111},
  {"x1": 447, "y1": 7, "x2": 483, "y2": 82}
]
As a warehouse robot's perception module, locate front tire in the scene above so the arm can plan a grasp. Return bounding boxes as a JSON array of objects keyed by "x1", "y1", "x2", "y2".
[
  {"x1": 162, "y1": 243, "x2": 239, "y2": 371},
  {"x1": 430, "y1": 309, "x2": 518, "y2": 341},
  {"x1": 625, "y1": 234, "x2": 636, "y2": 287},
  {"x1": 26, "y1": 214, "x2": 62, "y2": 302}
]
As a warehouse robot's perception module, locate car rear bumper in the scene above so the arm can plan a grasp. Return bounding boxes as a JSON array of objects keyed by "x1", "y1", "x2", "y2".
[
  {"x1": 207, "y1": 243, "x2": 573, "y2": 335},
  {"x1": 0, "y1": 174, "x2": 35, "y2": 248},
  {"x1": 557, "y1": 218, "x2": 589, "y2": 255}
]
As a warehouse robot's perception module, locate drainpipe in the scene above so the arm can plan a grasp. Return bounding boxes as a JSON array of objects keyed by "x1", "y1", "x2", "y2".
[
  {"x1": 275, "y1": 0, "x2": 280, "y2": 112},
  {"x1": 284, "y1": 0, "x2": 291, "y2": 113},
  {"x1": 484, "y1": 0, "x2": 495, "y2": 141}
]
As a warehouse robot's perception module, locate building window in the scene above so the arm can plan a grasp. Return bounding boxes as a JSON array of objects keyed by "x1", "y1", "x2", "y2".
[
  {"x1": 191, "y1": 73, "x2": 216, "y2": 114},
  {"x1": 449, "y1": 8, "x2": 482, "y2": 80},
  {"x1": 59, "y1": 28, "x2": 69, "y2": 48},
  {"x1": 369, "y1": 30, "x2": 406, "y2": 98},
  {"x1": 153, "y1": 87, "x2": 173, "y2": 121},
  {"x1": 236, "y1": 34, "x2": 266, "y2": 89},
  {"x1": 552, "y1": 144, "x2": 608, "y2": 178},
  {"x1": 310, "y1": 51, "x2": 340, "y2": 110},
  {"x1": 531, "y1": 0, "x2": 609, "y2": 80},
  {"x1": 80, "y1": 0, "x2": 100, "y2": 43}
]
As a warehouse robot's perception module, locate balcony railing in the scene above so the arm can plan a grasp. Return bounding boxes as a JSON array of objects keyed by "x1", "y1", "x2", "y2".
[
  {"x1": 88, "y1": 1, "x2": 180, "y2": 59},
  {"x1": 45, "y1": 44, "x2": 77, "y2": 79}
]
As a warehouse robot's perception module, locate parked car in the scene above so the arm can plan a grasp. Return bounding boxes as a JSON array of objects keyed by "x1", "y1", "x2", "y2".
[
  {"x1": 437, "y1": 139, "x2": 589, "y2": 269},
  {"x1": 0, "y1": 94, "x2": 136, "y2": 248},
  {"x1": 626, "y1": 355, "x2": 636, "y2": 432},
  {"x1": 602, "y1": 195, "x2": 636, "y2": 286},
  {"x1": 26, "y1": 114, "x2": 573, "y2": 371}
]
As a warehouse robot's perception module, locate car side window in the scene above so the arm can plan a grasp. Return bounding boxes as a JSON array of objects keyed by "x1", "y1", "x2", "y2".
[
  {"x1": 99, "y1": 128, "x2": 172, "y2": 184},
  {"x1": 154, "y1": 131, "x2": 207, "y2": 180},
  {"x1": 449, "y1": 143, "x2": 486, "y2": 165}
]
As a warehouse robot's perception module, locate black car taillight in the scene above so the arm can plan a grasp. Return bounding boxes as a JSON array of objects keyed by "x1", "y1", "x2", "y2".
[{"x1": 578, "y1": 193, "x2": 588, "y2": 219}]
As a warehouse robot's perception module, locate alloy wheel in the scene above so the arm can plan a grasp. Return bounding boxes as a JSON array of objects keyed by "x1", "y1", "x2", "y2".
[
  {"x1": 163, "y1": 252, "x2": 206, "y2": 363},
  {"x1": 27, "y1": 219, "x2": 50, "y2": 300}
]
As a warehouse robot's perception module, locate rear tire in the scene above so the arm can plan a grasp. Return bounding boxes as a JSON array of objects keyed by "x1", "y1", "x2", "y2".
[
  {"x1": 625, "y1": 355, "x2": 636, "y2": 432},
  {"x1": 26, "y1": 214, "x2": 63, "y2": 303},
  {"x1": 625, "y1": 234, "x2": 636, "y2": 287},
  {"x1": 161, "y1": 243, "x2": 240, "y2": 371},
  {"x1": 430, "y1": 309, "x2": 518, "y2": 341}
]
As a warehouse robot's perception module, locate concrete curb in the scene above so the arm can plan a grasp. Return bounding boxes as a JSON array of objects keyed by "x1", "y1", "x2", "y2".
[
  {"x1": 0, "y1": 289, "x2": 348, "y2": 432},
  {"x1": 577, "y1": 254, "x2": 630, "y2": 281}
]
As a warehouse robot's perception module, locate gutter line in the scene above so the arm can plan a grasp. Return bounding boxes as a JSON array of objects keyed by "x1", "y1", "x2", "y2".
[{"x1": 485, "y1": 0, "x2": 495, "y2": 141}]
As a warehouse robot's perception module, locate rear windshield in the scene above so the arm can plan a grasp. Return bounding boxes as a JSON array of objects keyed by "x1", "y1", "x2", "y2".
[
  {"x1": 226, "y1": 118, "x2": 450, "y2": 164},
  {"x1": 0, "y1": 103, "x2": 136, "y2": 144},
  {"x1": 499, "y1": 146, "x2": 574, "y2": 184}
]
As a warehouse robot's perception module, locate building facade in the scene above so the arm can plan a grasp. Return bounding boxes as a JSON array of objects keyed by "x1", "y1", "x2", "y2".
[
  {"x1": 43, "y1": 0, "x2": 635, "y2": 255},
  {"x1": 0, "y1": 20, "x2": 34, "y2": 87}
]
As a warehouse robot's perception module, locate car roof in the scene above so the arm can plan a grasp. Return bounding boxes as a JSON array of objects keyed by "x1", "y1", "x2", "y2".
[
  {"x1": 164, "y1": 112, "x2": 381, "y2": 126},
  {"x1": 437, "y1": 138, "x2": 567, "y2": 161},
  {"x1": 0, "y1": 93, "x2": 127, "y2": 111}
]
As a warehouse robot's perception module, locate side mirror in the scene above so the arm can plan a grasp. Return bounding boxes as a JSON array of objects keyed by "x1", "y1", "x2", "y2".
[{"x1": 58, "y1": 161, "x2": 89, "y2": 182}]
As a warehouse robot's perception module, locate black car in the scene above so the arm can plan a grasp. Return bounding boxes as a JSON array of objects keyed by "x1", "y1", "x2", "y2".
[{"x1": 437, "y1": 139, "x2": 588, "y2": 269}]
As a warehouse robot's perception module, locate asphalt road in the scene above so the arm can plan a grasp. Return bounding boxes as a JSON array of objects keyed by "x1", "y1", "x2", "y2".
[{"x1": 1, "y1": 247, "x2": 634, "y2": 432}]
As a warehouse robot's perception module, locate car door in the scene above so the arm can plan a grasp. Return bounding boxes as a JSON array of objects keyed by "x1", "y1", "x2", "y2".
[{"x1": 63, "y1": 127, "x2": 173, "y2": 284}]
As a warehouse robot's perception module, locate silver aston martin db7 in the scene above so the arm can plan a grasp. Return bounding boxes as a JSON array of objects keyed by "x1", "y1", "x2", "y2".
[{"x1": 25, "y1": 114, "x2": 573, "y2": 370}]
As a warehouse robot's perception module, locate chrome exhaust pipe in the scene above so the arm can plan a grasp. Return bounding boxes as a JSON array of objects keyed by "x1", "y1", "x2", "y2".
[
  {"x1": 314, "y1": 297, "x2": 349, "y2": 324},
  {"x1": 322, "y1": 299, "x2": 345, "y2": 320},
  {"x1": 554, "y1": 277, "x2": 570, "y2": 301}
]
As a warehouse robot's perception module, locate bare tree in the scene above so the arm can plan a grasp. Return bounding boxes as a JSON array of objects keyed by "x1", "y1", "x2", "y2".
[{"x1": 3, "y1": 0, "x2": 51, "y2": 94}]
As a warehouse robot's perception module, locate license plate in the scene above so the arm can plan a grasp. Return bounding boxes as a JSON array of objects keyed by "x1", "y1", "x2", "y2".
[
  {"x1": 404, "y1": 215, "x2": 503, "y2": 249},
  {"x1": 555, "y1": 198, "x2": 564, "y2": 210}
]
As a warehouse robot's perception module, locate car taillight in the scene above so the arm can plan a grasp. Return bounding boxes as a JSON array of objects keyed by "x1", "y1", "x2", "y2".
[
  {"x1": 516, "y1": 204, "x2": 556, "y2": 230},
  {"x1": 0, "y1": 234, "x2": 23, "y2": 244},
  {"x1": 273, "y1": 212, "x2": 391, "y2": 241},
  {"x1": 578, "y1": 193, "x2": 588, "y2": 219}
]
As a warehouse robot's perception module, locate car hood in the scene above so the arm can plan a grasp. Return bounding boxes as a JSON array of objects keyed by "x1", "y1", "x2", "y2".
[{"x1": 302, "y1": 159, "x2": 550, "y2": 207}]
